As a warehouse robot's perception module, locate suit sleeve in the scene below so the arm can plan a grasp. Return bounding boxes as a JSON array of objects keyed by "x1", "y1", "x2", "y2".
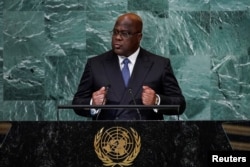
[
  {"x1": 72, "y1": 59, "x2": 93, "y2": 117},
  {"x1": 158, "y1": 59, "x2": 186, "y2": 114}
]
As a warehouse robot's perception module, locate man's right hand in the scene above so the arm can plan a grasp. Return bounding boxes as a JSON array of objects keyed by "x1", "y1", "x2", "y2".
[{"x1": 92, "y1": 86, "x2": 106, "y2": 105}]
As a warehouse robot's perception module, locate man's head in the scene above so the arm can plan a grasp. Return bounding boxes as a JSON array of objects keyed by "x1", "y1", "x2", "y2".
[{"x1": 111, "y1": 13, "x2": 143, "y2": 57}]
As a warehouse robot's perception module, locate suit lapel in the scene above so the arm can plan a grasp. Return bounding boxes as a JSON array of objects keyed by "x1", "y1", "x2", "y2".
[
  {"x1": 127, "y1": 49, "x2": 154, "y2": 99},
  {"x1": 103, "y1": 52, "x2": 126, "y2": 101}
]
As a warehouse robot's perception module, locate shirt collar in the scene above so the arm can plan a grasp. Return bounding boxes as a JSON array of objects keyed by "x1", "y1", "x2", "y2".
[{"x1": 118, "y1": 47, "x2": 140, "y2": 65}]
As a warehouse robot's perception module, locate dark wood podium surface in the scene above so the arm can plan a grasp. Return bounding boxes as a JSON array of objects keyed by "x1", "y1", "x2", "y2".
[{"x1": 0, "y1": 121, "x2": 234, "y2": 167}]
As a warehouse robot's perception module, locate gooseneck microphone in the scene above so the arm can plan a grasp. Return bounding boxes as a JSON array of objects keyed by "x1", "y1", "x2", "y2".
[
  {"x1": 128, "y1": 88, "x2": 142, "y2": 120},
  {"x1": 101, "y1": 85, "x2": 110, "y2": 105},
  {"x1": 96, "y1": 85, "x2": 110, "y2": 120}
]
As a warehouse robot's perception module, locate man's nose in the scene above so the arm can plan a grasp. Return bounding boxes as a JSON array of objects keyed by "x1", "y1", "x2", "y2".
[{"x1": 114, "y1": 33, "x2": 123, "y2": 40}]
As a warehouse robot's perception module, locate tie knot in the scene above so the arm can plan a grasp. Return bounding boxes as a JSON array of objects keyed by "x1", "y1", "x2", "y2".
[{"x1": 123, "y1": 58, "x2": 130, "y2": 65}]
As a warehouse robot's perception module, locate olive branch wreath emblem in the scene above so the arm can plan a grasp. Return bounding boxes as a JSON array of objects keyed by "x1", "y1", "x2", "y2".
[{"x1": 94, "y1": 127, "x2": 141, "y2": 167}]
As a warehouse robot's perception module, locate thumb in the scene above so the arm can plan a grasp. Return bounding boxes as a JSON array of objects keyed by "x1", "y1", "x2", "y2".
[{"x1": 100, "y1": 86, "x2": 106, "y2": 91}]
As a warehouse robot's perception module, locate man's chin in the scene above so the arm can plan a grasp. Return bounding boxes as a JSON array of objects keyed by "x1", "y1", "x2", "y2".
[{"x1": 113, "y1": 48, "x2": 124, "y2": 55}]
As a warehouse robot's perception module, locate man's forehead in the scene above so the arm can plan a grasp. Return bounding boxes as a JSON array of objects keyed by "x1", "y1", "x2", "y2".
[
  {"x1": 114, "y1": 20, "x2": 135, "y2": 29},
  {"x1": 114, "y1": 23, "x2": 133, "y2": 29}
]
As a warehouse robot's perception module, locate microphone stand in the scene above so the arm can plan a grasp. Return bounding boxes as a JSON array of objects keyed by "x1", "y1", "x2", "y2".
[
  {"x1": 96, "y1": 86, "x2": 110, "y2": 120},
  {"x1": 128, "y1": 89, "x2": 142, "y2": 120}
]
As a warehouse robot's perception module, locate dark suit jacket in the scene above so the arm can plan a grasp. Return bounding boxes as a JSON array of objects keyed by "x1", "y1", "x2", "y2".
[{"x1": 72, "y1": 48, "x2": 186, "y2": 120}]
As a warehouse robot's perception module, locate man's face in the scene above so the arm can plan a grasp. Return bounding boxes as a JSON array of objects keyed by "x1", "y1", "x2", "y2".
[{"x1": 111, "y1": 16, "x2": 142, "y2": 57}]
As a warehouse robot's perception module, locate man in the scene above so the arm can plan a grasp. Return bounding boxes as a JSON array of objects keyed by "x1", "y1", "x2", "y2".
[{"x1": 72, "y1": 13, "x2": 186, "y2": 120}]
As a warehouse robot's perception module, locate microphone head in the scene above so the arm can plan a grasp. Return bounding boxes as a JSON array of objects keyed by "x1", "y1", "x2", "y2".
[{"x1": 105, "y1": 84, "x2": 111, "y2": 91}]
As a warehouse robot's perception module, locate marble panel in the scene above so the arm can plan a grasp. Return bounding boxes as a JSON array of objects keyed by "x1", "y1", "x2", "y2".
[
  {"x1": 0, "y1": 0, "x2": 2, "y2": 47},
  {"x1": 170, "y1": 55, "x2": 211, "y2": 120},
  {"x1": 44, "y1": 55, "x2": 87, "y2": 101},
  {"x1": 138, "y1": 11, "x2": 169, "y2": 56},
  {"x1": 44, "y1": 11, "x2": 86, "y2": 56},
  {"x1": 210, "y1": 10, "x2": 250, "y2": 100},
  {"x1": 3, "y1": 0, "x2": 45, "y2": 11},
  {"x1": 211, "y1": 0, "x2": 250, "y2": 11},
  {"x1": 210, "y1": 11, "x2": 250, "y2": 57},
  {"x1": 237, "y1": 54, "x2": 250, "y2": 96},
  {"x1": 172, "y1": 55, "x2": 210, "y2": 99},
  {"x1": 3, "y1": 11, "x2": 47, "y2": 100},
  {"x1": 181, "y1": 99, "x2": 211, "y2": 120},
  {"x1": 57, "y1": 100, "x2": 89, "y2": 121},
  {"x1": 45, "y1": 0, "x2": 86, "y2": 11},
  {"x1": 86, "y1": 11, "x2": 119, "y2": 56},
  {"x1": 0, "y1": 1, "x2": 2, "y2": 120},
  {"x1": 3, "y1": 56, "x2": 45, "y2": 100},
  {"x1": 168, "y1": 11, "x2": 210, "y2": 56},
  {"x1": 169, "y1": 0, "x2": 210, "y2": 11},
  {"x1": 3, "y1": 11, "x2": 45, "y2": 58},
  {"x1": 211, "y1": 56, "x2": 241, "y2": 100},
  {"x1": 128, "y1": 0, "x2": 168, "y2": 12},
  {"x1": 164, "y1": 99, "x2": 211, "y2": 121},
  {"x1": 86, "y1": 0, "x2": 127, "y2": 11},
  {"x1": 2, "y1": 101, "x2": 45, "y2": 121},
  {"x1": 2, "y1": 99, "x2": 86, "y2": 121},
  {"x1": 0, "y1": 51, "x2": 2, "y2": 120},
  {"x1": 211, "y1": 98, "x2": 250, "y2": 120}
]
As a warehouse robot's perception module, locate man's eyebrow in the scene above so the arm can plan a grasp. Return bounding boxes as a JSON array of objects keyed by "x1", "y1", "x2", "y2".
[{"x1": 113, "y1": 29, "x2": 130, "y2": 32}]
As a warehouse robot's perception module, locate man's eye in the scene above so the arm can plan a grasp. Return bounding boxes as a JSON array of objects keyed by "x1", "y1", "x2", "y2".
[
  {"x1": 121, "y1": 32, "x2": 129, "y2": 35},
  {"x1": 113, "y1": 31, "x2": 119, "y2": 34}
]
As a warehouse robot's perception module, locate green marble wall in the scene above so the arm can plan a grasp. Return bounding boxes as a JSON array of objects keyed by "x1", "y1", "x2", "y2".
[{"x1": 0, "y1": 0, "x2": 250, "y2": 121}]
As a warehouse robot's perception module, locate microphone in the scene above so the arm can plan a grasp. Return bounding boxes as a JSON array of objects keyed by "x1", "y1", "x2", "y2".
[
  {"x1": 128, "y1": 88, "x2": 142, "y2": 120},
  {"x1": 101, "y1": 85, "x2": 110, "y2": 105},
  {"x1": 96, "y1": 85, "x2": 110, "y2": 120}
]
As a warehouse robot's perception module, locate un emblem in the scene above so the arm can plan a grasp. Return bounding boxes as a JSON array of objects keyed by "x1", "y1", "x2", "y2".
[{"x1": 94, "y1": 126, "x2": 141, "y2": 167}]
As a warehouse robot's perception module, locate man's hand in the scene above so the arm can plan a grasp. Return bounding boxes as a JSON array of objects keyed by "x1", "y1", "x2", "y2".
[
  {"x1": 92, "y1": 87, "x2": 106, "y2": 105},
  {"x1": 142, "y1": 86, "x2": 157, "y2": 105}
]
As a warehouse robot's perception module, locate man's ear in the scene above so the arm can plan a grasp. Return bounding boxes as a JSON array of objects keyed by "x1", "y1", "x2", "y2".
[{"x1": 138, "y1": 33, "x2": 143, "y2": 41}]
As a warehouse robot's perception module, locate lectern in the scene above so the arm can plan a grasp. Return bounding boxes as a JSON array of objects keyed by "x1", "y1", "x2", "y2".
[{"x1": 0, "y1": 105, "x2": 232, "y2": 167}]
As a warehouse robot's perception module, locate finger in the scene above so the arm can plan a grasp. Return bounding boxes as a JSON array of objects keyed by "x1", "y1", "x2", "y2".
[
  {"x1": 100, "y1": 86, "x2": 106, "y2": 91},
  {"x1": 93, "y1": 95, "x2": 105, "y2": 104},
  {"x1": 143, "y1": 85, "x2": 154, "y2": 92},
  {"x1": 94, "y1": 87, "x2": 106, "y2": 95},
  {"x1": 142, "y1": 85, "x2": 150, "y2": 90},
  {"x1": 143, "y1": 89, "x2": 155, "y2": 96},
  {"x1": 98, "y1": 86, "x2": 106, "y2": 94}
]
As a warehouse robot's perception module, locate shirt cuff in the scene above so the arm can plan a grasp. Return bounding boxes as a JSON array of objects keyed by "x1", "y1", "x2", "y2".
[
  {"x1": 153, "y1": 94, "x2": 161, "y2": 113},
  {"x1": 90, "y1": 99, "x2": 100, "y2": 115}
]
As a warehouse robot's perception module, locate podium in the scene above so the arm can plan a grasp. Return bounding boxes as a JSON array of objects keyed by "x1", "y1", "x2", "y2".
[
  {"x1": 0, "y1": 120, "x2": 232, "y2": 167},
  {"x1": 0, "y1": 105, "x2": 234, "y2": 166}
]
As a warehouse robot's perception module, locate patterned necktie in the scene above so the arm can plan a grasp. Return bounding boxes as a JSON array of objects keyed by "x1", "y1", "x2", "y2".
[{"x1": 121, "y1": 58, "x2": 130, "y2": 86}]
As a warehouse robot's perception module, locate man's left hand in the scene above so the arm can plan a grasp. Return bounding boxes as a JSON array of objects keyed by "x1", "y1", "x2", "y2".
[{"x1": 142, "y1": 86, "x2": 157, "y2": 105}]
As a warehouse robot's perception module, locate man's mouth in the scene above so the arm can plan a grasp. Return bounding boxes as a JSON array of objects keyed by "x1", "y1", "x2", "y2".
[{"x1": 114, "y1": 44, "x2": 122, "y2": 49}]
